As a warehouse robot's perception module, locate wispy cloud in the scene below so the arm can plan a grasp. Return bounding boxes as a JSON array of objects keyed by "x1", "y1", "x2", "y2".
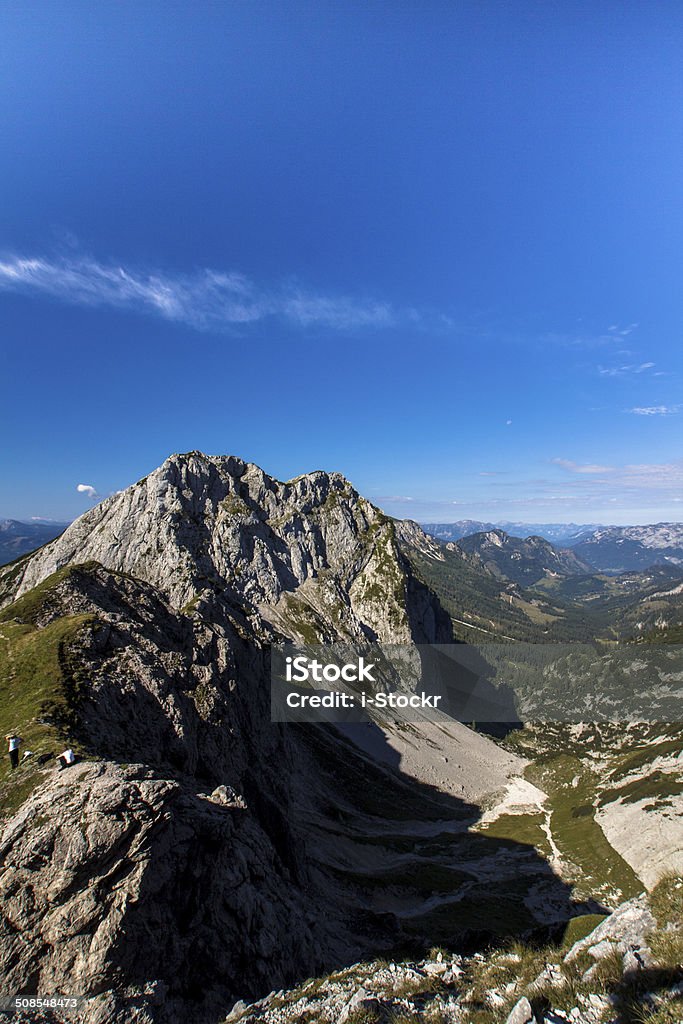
[
  {"x1": 376, "y1": 456, "x2": 683, "y2": 522},
  {"x1": 550, "y1": 458, "x2": 683, "y2": 491},
  {"x1": 76, "y1": 483, "x2": 98, "y2": 499},
  {"x1": 629, "y1": 405, "x2": 680, "y2": 416},
  {"x1": 546, "y1": 323, "x2": 639, "y2": 349},
  {"x1": 598, "y1": 361, "x2": 655, "y2": 377},
  {"x1": 551, "y1": 458, "x2": 614, "y2": 474},
  {"x1": 0, "y1": 252, "x2": 399, "y2": 332},
  {"x1": 607, "y1": 323, "x2": 639, "y2": 337}
]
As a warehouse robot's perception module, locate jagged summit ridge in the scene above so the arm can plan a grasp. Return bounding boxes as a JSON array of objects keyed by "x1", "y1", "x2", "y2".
[
  {"x1": 14, "y1": 450, "x2": 369, "y2": 604},
  {"x1": 9, "y1": 451, "x2": 451, "y2": 644}
]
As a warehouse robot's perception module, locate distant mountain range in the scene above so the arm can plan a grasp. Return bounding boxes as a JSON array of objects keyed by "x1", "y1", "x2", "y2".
[
  {"x1": 422, "y1": 520, "x2": 604, "y2": 545},
  {"x1": 422, "y1": 521, "x2": 683, "y2": 573},
  {"x1": 573, "y1": 524, "x2": 683, "y2": 572},
  {"x1": 0, "y1": 519, "x2": 68, "y2": 565},
  {"x1": 455, "y1": 529, "x2": 592, "y2": 585},
  {"x1": 4, "y1": 512, "x2": 682, "y2": 576},
  {"x1": 397, "y1": 520, "x2": 683, "y2": 644}
]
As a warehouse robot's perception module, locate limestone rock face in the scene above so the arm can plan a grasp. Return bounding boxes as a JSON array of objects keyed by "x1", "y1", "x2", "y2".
[
  {"x1": 9, "y1": 452, "x2": 451, "y2": 644},
  {"x1": 0, "y1": 565, "x2": 334, "y2": 1022},
  {"x1": 0, "y1": 763, "x2": 317, "y2": 1024}
]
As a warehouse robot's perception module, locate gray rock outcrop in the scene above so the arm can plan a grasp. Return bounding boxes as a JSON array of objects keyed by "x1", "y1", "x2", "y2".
[
  {"x1": 505, "y1": 996, "x2": 534, "y2": 1024},
  {"x1": 565, "y1": 894, "x2": 656, "y2": 962}
]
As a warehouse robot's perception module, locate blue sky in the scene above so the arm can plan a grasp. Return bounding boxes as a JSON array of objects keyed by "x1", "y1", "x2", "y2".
[{"x1": 1, "y1": 1, "x2": 682, "y2": 525}]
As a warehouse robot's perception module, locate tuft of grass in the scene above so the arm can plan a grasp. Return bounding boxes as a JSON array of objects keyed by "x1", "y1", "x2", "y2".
[
  {"x1": 650, "y1": 875, "x2": 683, "y2": 929},
  {"x1": 649, "y1": 929, "x2": 683, "y2": 972},
  {"x1": 422, "y1": 1008, "x2": 452, "y2": 1024},
  {"x1": 588, "y1": 943, "x2": 626, "y2": 989},
  {"x1": 627, "y1": 1005, "x2": 683, "y2": 1024},
  {"x1": 560, "y1": 914, "x2": 609, "y2": 949},
  {"x1": 386, "y1": 1011, "x2": 422, "y2": 1024},
  {"x1": 344, "y1": 1008, "x2": 381, "y2": 1024}
]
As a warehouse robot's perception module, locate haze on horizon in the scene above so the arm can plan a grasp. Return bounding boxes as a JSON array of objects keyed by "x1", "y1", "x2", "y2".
[{"x1": 1, "y1": 2, "x2": 682, "y2": 525}]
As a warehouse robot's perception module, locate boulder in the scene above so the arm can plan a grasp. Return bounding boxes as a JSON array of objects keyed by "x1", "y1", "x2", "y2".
[
  {"x1": 565, "y1": 895, "x2": 655, "y2": 961},
  {"x1": 505, "y1": 996, "x2": 534, "y2": 1024}
]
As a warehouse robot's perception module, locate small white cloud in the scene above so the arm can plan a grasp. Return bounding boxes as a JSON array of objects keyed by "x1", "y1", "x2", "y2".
[
  {"x1": 76, "y1": 483, "x2": 98, "y2": 499},
  {"x1": 506, "y1": 419, "x2": 512, "y2": 426}
]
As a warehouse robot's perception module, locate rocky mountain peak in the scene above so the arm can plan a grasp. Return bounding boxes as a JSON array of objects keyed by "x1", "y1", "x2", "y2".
[
  {"x1": 6, "y1": 451, "x2": 451, "y2": 645},
  {"x1": 453, "y1": 528, "x2": 592, "y2": 585}
]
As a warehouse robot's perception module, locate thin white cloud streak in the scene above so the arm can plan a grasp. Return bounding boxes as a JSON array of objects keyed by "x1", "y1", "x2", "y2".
[
  {"x1": 546, "y1": 323, "x2": 639, "y2": 349},
  {"x1": 629, "y1": 405, "x2": 680, "y2": 416},
  {"x1": 0, "y1": 253, "x2": 397, "y2": 331},
  {"x1": 551, "y1": 458, "x2": 614, "y2": 474},
  {"x1": 598, "y1": 361, "x2": 655, "y2": 377},
  {"x1": 373, "y1": 495, "x2": 414, "y2": 502},
  {"x1": 551, "y1": 458, "x2": 683, "y2": 491}
]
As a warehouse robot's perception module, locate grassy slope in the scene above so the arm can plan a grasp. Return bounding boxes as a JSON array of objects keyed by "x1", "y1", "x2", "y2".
[
  {"x1": 401, "y1": 543, "x2": 616, "y2": 643},
  {"x1": 505, "y1": 725, "x2": 682, "y2": 908},
  {"x1": 0, "y1": 568, "x2": 98, "y2": 818},
  {"x1": 401, "y1": 531, "x2": 683, "y2": 645},
  {"x1": 527, "y1": 752, "x2": 641, "y2": 905}
]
